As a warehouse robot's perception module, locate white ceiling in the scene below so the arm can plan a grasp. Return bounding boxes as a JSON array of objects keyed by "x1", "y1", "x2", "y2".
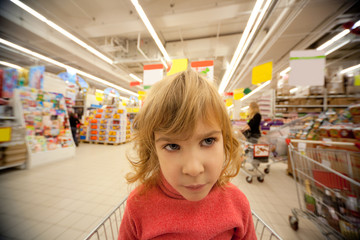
[{"x1": 0, "y1": 0, "x2": 359, "y2": 98}]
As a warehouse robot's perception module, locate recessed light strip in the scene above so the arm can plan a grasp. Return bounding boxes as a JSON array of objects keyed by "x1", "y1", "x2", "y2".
[
  {"x1": 218, "y1": 0, "x2": 272, "y2": 94},
  {"x1": 340, "y1": 64, "x2": 360, "y2": 74},
  {"x1": 131, "y1": 0, "x2": 171, "y2": 62},
  {"x1": 129, "y1": 73, "x2": 143, "y2": 82},
  {"x1": 316, "y1": 20, "x2": 359, "y2": 51},
  {"x1": 0, "y1": 60, "x2": 23, "y2": 69},
  {"x1": 0, "y1": 38, "x2": 138, "y2": 97},
  {"x1": 9, "y1": 0, "x2": 113, "y2": 65}
]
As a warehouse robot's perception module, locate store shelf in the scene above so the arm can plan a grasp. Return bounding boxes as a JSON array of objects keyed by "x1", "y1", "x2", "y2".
[
  {"x1": 277, "y1": 94, "x2": 359, "y2": 99},
  {"x1": 0, "y1": 116, "x2": 16, "y2": 120},
  {"x1": 275, "y1": 105, "x2": 323, "y2": 108},
  {"x1": 0, "y1": 162, "x2": 25, "y2": 170},
  {"x1": 73, "y1": 106, "x2": 84, "y2": 108},
  {"x1": 0, "y1": 141, "x2": 26, "y2": 147},
  {"x1": 327, "y1": 105, "x2": 349, "y2": 108}
]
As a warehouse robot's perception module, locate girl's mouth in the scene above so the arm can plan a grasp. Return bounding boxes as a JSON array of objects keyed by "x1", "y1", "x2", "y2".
[{"x1": 184, "y1": 184, "x2": 206, "y2": 191}]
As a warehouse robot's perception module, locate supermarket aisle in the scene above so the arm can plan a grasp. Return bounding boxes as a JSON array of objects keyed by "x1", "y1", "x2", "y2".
[
  {"x1": 0, "y1": 143, "x2": 323, "y2": 240},
  {"x1": 0, "y1": 143, "x2": 132, "y2": 240}
]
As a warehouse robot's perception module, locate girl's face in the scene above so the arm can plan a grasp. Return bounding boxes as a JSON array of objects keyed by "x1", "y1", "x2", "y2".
[{"x1": 154, "y1": 118, "x2": 224, "y2": 201}]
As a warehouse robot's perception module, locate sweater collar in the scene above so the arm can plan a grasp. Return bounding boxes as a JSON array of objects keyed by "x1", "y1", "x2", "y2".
[{"x1": 158, "y1": 173, "x2": 185, "y2": 200}]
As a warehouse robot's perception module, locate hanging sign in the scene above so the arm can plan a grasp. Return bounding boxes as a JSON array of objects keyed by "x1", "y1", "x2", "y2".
[
  {"x1": 138, "y1": 90, "x2": 146, "y2": 101},
  {"x1": 233, "y1": 88, "x2": 244, "y2": 100},
  {"x1": 354, "y1": 75, "x2": 360, "y2": 86},
  {"x1": 244, "y1": 88, "x2": 251, "y2": 95},
  {"x1": 167, "y1": 59, "x2": 188, "y2": 76},
  {"x1": 225, "y1": 98, "x2": 233, "y2": 107},
  {"x1": 252, "y1": 61, "x2": 272, "y2": 85},
  {"x1": 29, "y1": 66, "x2": 45, "y2": 89},
  {"x1": 3, "y1": 68, "x2": 18, "y2": 98},
  {"x1": 130, "y1": 81, "x2": 141, "y2": 86},
  {"x1": 95, "y1": 91, "x2": 103, "y2": 102},
  {"x1": 191, "y1": 60, "x2": 214, "y2": 81},
  {"x1": 76, "y1": 75, "x2": 89, "y2": 91},
  {"x1": 143, "y1": 64, "x2": 163, "y2": 87},
  {"x1": 289, "y1": 50, "x2": 325, "y2": 86}
]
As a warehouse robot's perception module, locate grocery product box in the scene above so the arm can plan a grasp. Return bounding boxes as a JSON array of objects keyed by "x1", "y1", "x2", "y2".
[
  {"x1": 309, "y1": 86, "x2": 324, "y2": 95},
  {"x1": 327, "y1": 82, "x2": 345, "y2": 94}
]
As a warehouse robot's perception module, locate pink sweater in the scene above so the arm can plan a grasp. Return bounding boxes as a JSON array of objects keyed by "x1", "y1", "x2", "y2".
[{"x1": 119, "y1": 178, "x2": 256, "y2": 240}]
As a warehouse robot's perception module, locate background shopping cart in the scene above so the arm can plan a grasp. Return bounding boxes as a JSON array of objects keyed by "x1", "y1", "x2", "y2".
[
  {"x1": 85, "y1": 196, "x2": 283, "y2": 240},
  {"x1": 287, "y1": 139, "x2": 360, "y2": 240},
  {"x1": 239, "y1": 139, "x2": 271, "y2": 183}
]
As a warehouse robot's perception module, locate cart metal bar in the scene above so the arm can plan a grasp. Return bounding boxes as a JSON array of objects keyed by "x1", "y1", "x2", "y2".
[
  {"x1": 288, "y1": 139, "x2": 356, "y2": 146},
  {"x1": 85, "y1": 197, "x2": 284, "y2": 240},
  {"x1": 84, "y1": 197, "x2": 127, "y2": 240},
  {"x1": 252, "y1": 210, "x2": 283, "y2": 240},
  {"x1": 287, "y1": 140, "x2": 360, "y2": 239},
  {"x1": 289, "y1": 145, "x2": 360, "y2": 187}
]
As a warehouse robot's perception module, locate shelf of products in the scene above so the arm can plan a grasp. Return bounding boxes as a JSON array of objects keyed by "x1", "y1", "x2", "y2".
[
  {"x1": 13, "y1": 87, "x2": 76, "y2": 168},
  {"x1": 0, "y1": 101, "x2": 27, "y2": 170},
  {"x1": 275, "y1": 93, "x2": 359, "y2": 117},
  {"x1": 81, "y1": 106, "x2": 128, "y2": 144}
]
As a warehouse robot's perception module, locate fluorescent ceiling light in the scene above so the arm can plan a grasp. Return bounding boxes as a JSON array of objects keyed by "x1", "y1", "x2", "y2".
[
  {"x1": 96, "y1": 89, "x2": 130, "y2": 101},
  {"x1": 129, "y1": 73, "x2": 142, "y2": 82},
  {"x1": 240, "y1": 80, "x2": 270, "y2": 102},
  {"x1": 241, "y1": 106, "x2": 249, "y2": 111},
  {"x1": 340, "y1": 64, "x2": 360, "y2": 74},
  {"x1": 160, "y1": 58, "x2": 167, "y2": 68},
  {"x1": 316, "y1": 29, "x2": 350, "y2": 51},
  {"x1": 0, "y1": 60, "x2": 23, "y2": 69},
  {"x1": 325, "y1": 39, "x2": 350, "y2": 55},
  {"x1": 280, "y1": 67, "x2": 291, "y2": 77},
  {"x1": 218, "y1": 0, "x2": 272, "y2": 94},
  {"x1": 10, "y1": 0, "x2": 113, "y2": 65},
  {"x1": 131, "y1": 0, "x2": 171, "y2": 62},
  {"x1": 0, "y1": 38, "x2": 138, "y2": 97}
]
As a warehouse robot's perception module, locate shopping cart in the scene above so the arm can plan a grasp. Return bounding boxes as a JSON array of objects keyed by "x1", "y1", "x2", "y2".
[
  {"x1": 239, "y1": 139, "x2": 271, "y2": 183},
  {"x1": 85, "y1": 196, "x2": 283, "y2": 240},
  {"x1": 287, "y1": 139, "x2": 360, "y2": 240}
]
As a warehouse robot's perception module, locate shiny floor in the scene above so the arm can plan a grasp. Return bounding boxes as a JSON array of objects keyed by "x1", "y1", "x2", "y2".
[{"x1": 0, "y1": 143, "x2": 324, "y2": 240}]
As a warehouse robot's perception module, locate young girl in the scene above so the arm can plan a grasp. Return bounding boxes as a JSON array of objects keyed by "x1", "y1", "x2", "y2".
[
  {"x1": 242, "y1": 102, "x2": 262, "y2": 143},
  {"x1": 119, "y1": 69, "x2": 256, "y2": 239}
]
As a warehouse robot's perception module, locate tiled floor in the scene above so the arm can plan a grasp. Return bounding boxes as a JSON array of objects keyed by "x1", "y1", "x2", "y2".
[{"x1": 0, "y1": 143, "x2": 324, "y2": 240}]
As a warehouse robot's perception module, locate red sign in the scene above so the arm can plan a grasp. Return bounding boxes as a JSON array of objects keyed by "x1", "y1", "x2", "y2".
[{"x1": 130, "y1": 81, "x2": 141, "y2": 86}]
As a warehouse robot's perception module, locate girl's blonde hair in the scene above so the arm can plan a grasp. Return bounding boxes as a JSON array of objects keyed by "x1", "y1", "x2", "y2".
[
  {"x1": 248, "y1": 101, "x2": 260, "y2": 119},
  {"x1": 126, "y1": 69, "x2": 241, "y2": 192}
]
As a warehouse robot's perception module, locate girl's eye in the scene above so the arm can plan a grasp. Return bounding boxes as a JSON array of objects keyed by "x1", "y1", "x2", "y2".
[
  {"x1": 201, "y1": 137, "x2": 216, "y2": 146},
  {"x1": 164, "y1": 144, "x2": 180, "y2": 151}
]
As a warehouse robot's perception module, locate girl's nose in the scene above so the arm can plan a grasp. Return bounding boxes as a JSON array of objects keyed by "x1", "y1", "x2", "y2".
[{"x1": 182, "y1": 151, "x2": 204, "y2": 177}]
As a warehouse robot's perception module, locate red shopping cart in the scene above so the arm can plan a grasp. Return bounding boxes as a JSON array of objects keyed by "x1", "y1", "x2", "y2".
[{"x1": 287, "y1": 139, "x2": 360, "y2": 240}]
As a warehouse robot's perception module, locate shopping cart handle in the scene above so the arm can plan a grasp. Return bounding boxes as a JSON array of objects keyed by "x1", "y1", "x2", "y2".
[{"x1": 285, "y1": 138, "x2": 291, "y2": 145}]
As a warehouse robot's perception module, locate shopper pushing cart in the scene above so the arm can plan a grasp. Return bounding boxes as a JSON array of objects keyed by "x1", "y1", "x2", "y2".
[{"x1": 287, "y1": 139, "x2": 360, "y2": 239}]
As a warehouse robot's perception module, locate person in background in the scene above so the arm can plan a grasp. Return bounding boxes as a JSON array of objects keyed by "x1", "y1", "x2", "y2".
[
  {"x1": 69, "y1": 112, "x2": 80, "y2": 147},
  {"x1": 242, "y1": 102, "x2": 262, "y2": 143},
  {"x1": 119, "y1": 69, "x2": 256, "y2": 239}
]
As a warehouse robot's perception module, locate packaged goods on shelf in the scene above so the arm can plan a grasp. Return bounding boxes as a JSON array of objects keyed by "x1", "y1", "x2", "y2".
[
  {"x1": 286, "y1": 105, "x2": 360, "y2": 145},
  {"x1": 82, "y1": 106, "x2": 127, "y2": 144},
  {"x1": 327, "y1": 82, "x2": 345, "y2": 95},
  {"x1": 17, "y1": 87, "x2": 74, "y2": 153}
]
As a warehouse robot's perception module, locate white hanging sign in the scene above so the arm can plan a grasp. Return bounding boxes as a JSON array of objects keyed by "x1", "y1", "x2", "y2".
[{"x1": 289, "y1": 50, "x2": 325, "y2": 87}]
